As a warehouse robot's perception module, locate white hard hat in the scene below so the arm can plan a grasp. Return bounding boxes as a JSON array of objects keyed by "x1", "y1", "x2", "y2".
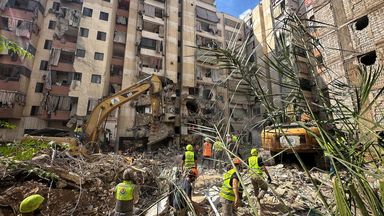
[
  {"x1": 204, "y1": 137, "x2": 210, "y2": 141},
  {"x1": 226, "y1": 134, "x2": 231, "y2": 137}
]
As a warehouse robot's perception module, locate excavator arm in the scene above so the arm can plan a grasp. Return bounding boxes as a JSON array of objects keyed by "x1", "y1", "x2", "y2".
[{"x1": 84, "y1": 75, "x2": 162, "y2": 143}]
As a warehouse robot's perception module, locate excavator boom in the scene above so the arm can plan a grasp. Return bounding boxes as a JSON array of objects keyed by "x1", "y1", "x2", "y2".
[{"x1": 85, "y1": 75, "x2": 162, "y2": 143}]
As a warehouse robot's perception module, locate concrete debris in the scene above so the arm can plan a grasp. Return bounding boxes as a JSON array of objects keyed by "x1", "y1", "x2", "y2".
[
  {"x1": 0, "y1": 146, "x2": 177, "y2": 216},
  {"x1": 145, "y1": 197, "x2": 168, "y2": 216}
]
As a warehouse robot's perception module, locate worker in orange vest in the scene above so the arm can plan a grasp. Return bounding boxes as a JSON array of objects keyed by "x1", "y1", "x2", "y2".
[{"x1": 202, "y1": 137, "x2": 213, "y2": 169}]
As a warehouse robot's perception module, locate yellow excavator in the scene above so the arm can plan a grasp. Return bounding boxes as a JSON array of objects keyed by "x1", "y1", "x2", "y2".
[
  {"x1": 261, "y1": 110, "x2": 325, "y2": 167},
  {"x1": 22, "y1": 75, "x2": 163, "y2": 154}
]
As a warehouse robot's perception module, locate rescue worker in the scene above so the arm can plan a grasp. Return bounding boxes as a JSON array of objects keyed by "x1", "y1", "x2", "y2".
[
  {"x1": 181, "y1": 144, "x2": 197, "y2": 172},
  {"x1": 213, "y1": 137, "x2": 224, "y2": 169},
  {"x1": 170, "y1": 169, "x2": 197, "y2": 216},
  {"x1": 248, "y1": 148, "x2": 272, "y2": 201},
  {"x1": 220, "y1": 158, "x2": 243, "y2": 216},
  {"x1": 202, "y1": 138, "x2": 213, "y2": 169},
  {"x1": 19, "y1": 194, "x2": 45, "y2": 216},
  {"x1": 114, "y1": 169, "x2": 139, "y2": 216}
]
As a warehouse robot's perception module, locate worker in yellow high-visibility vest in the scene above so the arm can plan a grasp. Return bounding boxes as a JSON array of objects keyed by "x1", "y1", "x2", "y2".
[
  {"x1": 248, "y1": 148, "x2": 272, "y2": 201},
  {"x1": 181, "y1": 144, "x2": 197, "y2": 172},
  {"x1": 219, "y1": 158, "x2": 243, "y2": 216},
  {"x1": 114, "y1": 169, "x2": 139, "y2": 215}
]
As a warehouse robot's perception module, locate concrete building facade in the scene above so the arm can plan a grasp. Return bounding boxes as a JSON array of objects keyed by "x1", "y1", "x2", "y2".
[
  {"x1": 306, "y1": 0, "x2": 384, "y2": 128},
  {"x1": 0, "y1": 0, "x2": 257, "y2": 147}
]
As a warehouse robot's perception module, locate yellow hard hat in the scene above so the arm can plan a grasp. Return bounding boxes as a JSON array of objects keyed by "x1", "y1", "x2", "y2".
[
  {"x1": 251, "y1": 148, "x2": 258, "y2": 156},
  {"x1": 186, "y1": 144, "x2": 193, "y2": 151},
  {"x1": 19, "y1": 194, "x2": 45, "y2": 213}
]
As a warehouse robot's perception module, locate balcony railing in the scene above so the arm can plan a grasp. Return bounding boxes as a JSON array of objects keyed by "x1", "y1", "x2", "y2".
[
  {"x1": 46, "y1": 85, "x2": 70, "y2": 96},
  {"x1": 53, "y1": 40, "x2": 76, "y2": 51},
  {"x1": 110, "y1": 75, "x2": 123, "y2": 84},
  {"x1": 0, "y1": 80, "x2": 21, "y2": 91},
  {"x1": 39, "y1": 110, "x2": 71, "y2": 121},
  {"x1": 0, "y1": 90, "x2": 25, "y2": 118},
  {"x1": 51, "y1": 62, "x2": 75, "y2": 72}
]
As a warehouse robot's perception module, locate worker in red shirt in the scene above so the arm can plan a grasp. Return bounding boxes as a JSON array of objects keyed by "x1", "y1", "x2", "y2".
[{"x1": 202, "y1": 137, "x2": 213, "y2": 169}]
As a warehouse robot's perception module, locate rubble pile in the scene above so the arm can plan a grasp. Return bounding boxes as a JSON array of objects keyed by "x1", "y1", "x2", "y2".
[
  {"x1": 0, "y1": 145, "x2": 182, "y2": 216},
  {"x1": 257, "y1": 164, "x2": 333, "y2": 215}
]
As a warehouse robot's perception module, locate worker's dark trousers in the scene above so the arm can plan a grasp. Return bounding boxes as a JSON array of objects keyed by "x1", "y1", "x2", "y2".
[
  {"x1": 221, "y1": 198, "x2": 236, "y2": 216},
  {"x1": 202, "y1": 156, "x2": 212, "y2": 169},
  {"x1": 115, "y1": 200, "x2": 133, "y2": 216}
]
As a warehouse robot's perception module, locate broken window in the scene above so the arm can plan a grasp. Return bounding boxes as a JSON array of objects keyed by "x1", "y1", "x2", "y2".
[
  {"x1": 97, "y1": 31, "x2": 107, "y2": 41},
  {"x1": 355, "y1": 15, "x2": 369, "y2": 31},
  {"x1": 52, "y1": 2, "x2": 60, "y2": 11},
  {"x1": 188, "y1": 87, "x2": 199, "y2": 96},
  {"x1": 358, "y1": 51, "x2": 376, "y2": 66},
  {"x1": 30, "y1": 106, "x2": 40, "y2": 116},
  {"x1": 76, "y1": 49, "x2": 85, "y2": 58},
  {"x1": 0, "y1": 17, "x2": 9, "y2": 31},
  {"x1": 110, "y1": 65, "x2": 123, "y2": 76},
  {"x1": 40, "y1": 60, "x2": 48, "y2": 70},
  {"x1": 140, "y1": 38, "x2": 157, "y2": 50},
  {"x1": 91, "y1": 74, "x2": 101, "y2": 84},
  {"x1": 27, "y1": 44, "x2": 36, "y2": 55},
  {"x1": 44, "y1": 40, "x2": 52, "y2": 50},
  {"x1": 59, "y1": 51, "x2": 75, "y2": 64},
  {"x1": 35, "y1": 82, "x2": 44, "y2": 93},
  {"x1": 73, "y1": 72, "x2": 82, "y2": 81},
  {"x1": 94, "y1": 52, "x2": 104, "y2": 61},
  {"x1": 79, "y1": 27, "x2": 88, "y2": 37},
  {"x1": 48, "y1": 20, "x2": 56, "y2": 30},
  {"x1": 83, "y1": 7, "x2": 93, "y2": 17},
  {"x1": 155, "y1": 7, "x2": 164, "y2": 18},
  {"x1": 99, "y1": 11, "x2": 109, "y2": 21}
]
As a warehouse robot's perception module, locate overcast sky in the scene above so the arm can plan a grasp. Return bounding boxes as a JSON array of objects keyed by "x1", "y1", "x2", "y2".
[{"x1": 216, "y1": 0, "x2": 260, "y2": 18}]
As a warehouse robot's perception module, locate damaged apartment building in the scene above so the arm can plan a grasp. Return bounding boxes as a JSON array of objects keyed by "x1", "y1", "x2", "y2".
[
  {"x1": 0, "y1": 0, "x2": 259, "y2": 149},
  {"x1": 305, "y1": 0, "x2": 384, "y2": 129}
]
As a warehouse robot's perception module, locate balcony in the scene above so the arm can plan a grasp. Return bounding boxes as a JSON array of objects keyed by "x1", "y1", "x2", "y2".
[
  {"x1": 0, "y1": 55, "x2": 22, "y2": 66},
  {"x1": 0, "y1": 90, "x2": 25, "y2": 118},
  {"x1": 140, "y1": 55, "x2": 163, "y2": 75},
  {"x1": 0, "y1": 80, "x2": 21, "y2": 91},
  {"x1": 49, "y1": 85, "x2": 70, "y2": 96},
  {"x1": 196, "y1": 0, "x2": 216, "y2": 12},
  {"x1": 0, "y1": 105, "x2": 23, "y2": 118},
  {"x1": 2, "y1": 8, "x2": 34, "y2": 21},
  {"x1": 39, "y1": 110, "x2": 71, "y2": 121},
  {"x1": 111, "y1": 57, "x2": 124, "y2": 66},
  {"x1": 52, "y1": 40, "x2": 76, "y2": 51},
  {"x1": 142, "y1": 30, "x2": 163, "y2": 41},
  {"x1": 51, "y1": 62, "x2": 75, "y2": 72},
  {"x1": 115, "y1": 24, "x2": 127, "y2": 32},
  {"x1": 117, "y1": 8, "x2": 129, "y2": 17},
  {"x1": 114, "y1": 31, "x2": 127, "y2": 44},
  {"x1": 140, "y1": 47, "x2": 162, "y2": 58},
  {"x1": 110, "y1": 75, "x2": 122, "y2": 84},
  {"x1": 143, "y1": 14, "x2": 164, "y2": 26},
  {"x1": 145, "y1": 0, "x2": 165, "y2": 9},
  {"x1": 142, "y1": 66, "x2": 163, "y2": 75}
]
